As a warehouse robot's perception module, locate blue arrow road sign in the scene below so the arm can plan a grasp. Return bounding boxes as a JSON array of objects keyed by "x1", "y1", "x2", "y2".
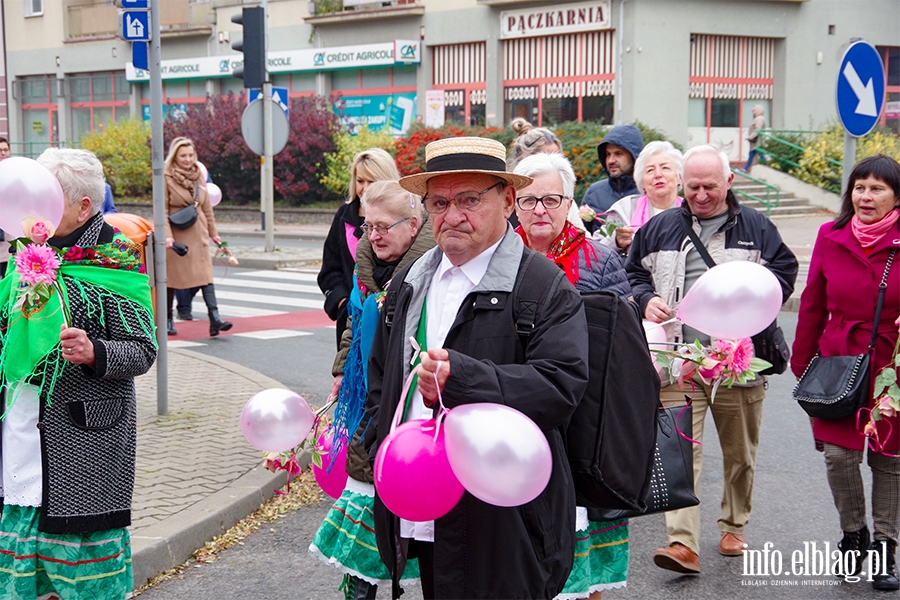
[
  {"x1": 249, "y1": 87, "x2": 290, "y2": 114},
  {"x1": 132, "y1": 41, "x2": 148, "y2": 71},
  {"x1": 121, "y1": 11, "x2": 150, "y2": 41},
  {"x1": 118, "y1": 0, "x2": 149, "y2": 8},
  {"x1": 836, "y1": 41, "x2": 886, "y2": 137}
]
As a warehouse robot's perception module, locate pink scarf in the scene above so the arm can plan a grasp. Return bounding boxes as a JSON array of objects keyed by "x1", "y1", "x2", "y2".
[
  {"x1": 851, "y1": 208, "x2": 900, "y2": 249},
  {"x1": 630, "y1": 195, "x2": 682, "y2": 229}
]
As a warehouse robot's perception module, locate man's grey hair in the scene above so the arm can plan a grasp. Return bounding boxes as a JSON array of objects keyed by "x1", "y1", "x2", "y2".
[
  {"x1": 682, "y1": 144, "x2": 731, "y2": 182},
  {"x1": 37, "y1": 148, "x2": 105, "y2": 214},
  {"x1": 512, "y1": 152, "x2": 576, "y2": 198},
  {"x1": 633, "y1": 141, "x2": 684, "y2": 194}
]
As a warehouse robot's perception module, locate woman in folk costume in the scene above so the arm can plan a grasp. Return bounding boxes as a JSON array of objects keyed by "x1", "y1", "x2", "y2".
[
  {"x1": 163, "y1": 137, "x2": 232, "y2": 337},
  {"x1": 513, "y1": 152, "x2": 631, "y2": 600},
  {"x1": 310, "y1": 181, "x2": 435, "y2": 599},
  {"x1": 0, "y1": 148, "x2": 157, "y2": 599}
]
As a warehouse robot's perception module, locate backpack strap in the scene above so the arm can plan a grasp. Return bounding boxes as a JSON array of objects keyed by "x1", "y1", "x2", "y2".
[{"x1": 513, "y1": 248, "x2": 567, "y2": 347}]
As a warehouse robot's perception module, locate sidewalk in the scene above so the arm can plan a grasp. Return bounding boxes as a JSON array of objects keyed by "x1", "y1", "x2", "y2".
[
  {"x1": 130, "y1": 349, "x2": 290, "y2": 588},
  {"x1": 128, "y1": 210, "x2": 832, "y2": 591}
]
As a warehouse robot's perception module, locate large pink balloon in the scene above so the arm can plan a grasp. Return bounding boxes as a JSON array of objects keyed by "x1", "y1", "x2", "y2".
[
  {"x1": 240, "y1": 389, "x2": 314, "y2": 453},
  {"x1": 207, "y1": 183, "x2": 223, "y2": 207},
  {"x1": 444, "y1": 403, "x2": 552, "y2": 508},
  {"x1": 374, "y1": 418, "x2": 465, "y2": 522},
  {"x1": 0, "y1": 157, "x2": 65, "y2": 238},
  {"x1": 313, "y1": 431, "x2": 349, "y2": 498},
  {"x1": 677, "y1": 261, "x2": 782, "y2": 340}
]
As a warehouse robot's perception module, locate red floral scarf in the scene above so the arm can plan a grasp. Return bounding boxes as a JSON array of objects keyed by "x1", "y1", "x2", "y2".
[{"x1": 516, "y1": 221, "x2": 596, "y2": 285}]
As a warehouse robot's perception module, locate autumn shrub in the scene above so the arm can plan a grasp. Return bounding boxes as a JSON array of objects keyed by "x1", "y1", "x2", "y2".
[
  {"x1": 794, "y1": 124, "x2": 900, "y2": 193},
  {"x1": 394, "y1": 124, "x2": 505, "y2": 176},
  {"x1": 80, "y1": 119, "x2": 152, "y2": 197},
  {"x1": 163, "y1": 94, "x2": 340, "y2": 206},
  {"x1": 321, "y1": 125, "x2": 396, "y2": 197}
]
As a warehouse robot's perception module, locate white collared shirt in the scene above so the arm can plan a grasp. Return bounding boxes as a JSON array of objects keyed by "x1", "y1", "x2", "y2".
[{"x1": 400, "y1": 236, "x2": 503, "y2": 542}]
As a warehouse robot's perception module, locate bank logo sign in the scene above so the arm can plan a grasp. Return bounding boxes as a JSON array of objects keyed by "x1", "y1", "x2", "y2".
[
  {"x1": 126, "y1": 40, "x2": 420, "y2": 81},
  {"x1": 501, "y1": 1, "x2": 611, "y2": 39}
]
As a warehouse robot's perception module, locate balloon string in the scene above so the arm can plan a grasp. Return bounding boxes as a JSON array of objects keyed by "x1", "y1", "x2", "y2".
[{"x1": 432, "y1": 360, "x2": 448, "y2": 444}]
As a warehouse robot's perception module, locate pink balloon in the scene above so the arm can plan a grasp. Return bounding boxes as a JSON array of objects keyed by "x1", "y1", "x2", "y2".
[
  {"x1": 0, "y1": 157, "x2": 65, "y2": 238},
  {"x1": 677, "y1": 261, "x2": 782, "y2": 340},
  {"x1": 444, "y1": 403, "x2": 552, "y2": 508},
  {"x1": 207, "y1": 182, "x2": 223, "y2": 207},
  {"x1": 313, "y1": 431, "x2": 349, "y2": 498},
  {"x1": 198, "y1": 161, "x2": 209, "y2": 184},
  {"x1": 240, "y1": 388, "x2": 314, "y2": 453},
  {"x1": 374, "y1": 418, "x2": 465, "y2": 522}
]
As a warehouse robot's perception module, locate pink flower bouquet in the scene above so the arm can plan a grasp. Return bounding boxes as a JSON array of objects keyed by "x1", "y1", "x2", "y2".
[
  {"x1": 653, "y1": 337, "x2": 772, "y2": 391},
  {"x1": 859, "y1": 317, "x2": 900, "y2": 453}
]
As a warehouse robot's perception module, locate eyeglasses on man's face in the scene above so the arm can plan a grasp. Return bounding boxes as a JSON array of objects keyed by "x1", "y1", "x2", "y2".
[
  {"x1": 422, "y1": 181, "x2": 504, "y2": 215},
  {"x1": 515, "y1": 194, "x2": 569, "y2": 211},
  {"x1": 361, "y1": 217, "x2": 410, "y2": 236}
]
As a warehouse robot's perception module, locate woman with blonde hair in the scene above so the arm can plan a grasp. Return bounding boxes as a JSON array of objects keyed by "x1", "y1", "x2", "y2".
[
  {"x1": 163, "y1": 137, "x2": 231, "y2": 337},
  {"x1": 318, "y1": 148, "x2": 400, "y2": 349}
]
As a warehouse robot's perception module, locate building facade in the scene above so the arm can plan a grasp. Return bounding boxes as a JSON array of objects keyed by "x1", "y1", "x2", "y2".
[{"x1": 3, "y1": 0, "x2": 898, "y2": 161}]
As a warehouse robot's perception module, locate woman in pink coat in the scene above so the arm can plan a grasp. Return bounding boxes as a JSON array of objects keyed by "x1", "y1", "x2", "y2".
[{"x1": 792, "y1": 154, "x2": 900, "y2": 591}]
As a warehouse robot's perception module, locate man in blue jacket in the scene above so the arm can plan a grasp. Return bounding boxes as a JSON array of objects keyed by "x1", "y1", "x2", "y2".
[{"x1": 580, "y1": 125, "x2": 644, "y2": 233}]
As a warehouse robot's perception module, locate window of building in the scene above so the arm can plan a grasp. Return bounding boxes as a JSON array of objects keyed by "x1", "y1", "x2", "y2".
[
  {"x1": 69, "y1": 72, "x2": 130, "y2": 142},
  {"x1": 710, "y1": 99, "x2": 739, "y2": 127},
  {"x1": 19, "y1": 75, "x2": 57, "y2": 150},
  {"x1": 583, "y1": 96, "x2": 614, "y2": 125},
  {"x1": 433, "y1": 42, "x2": 486, "y2": 126},
  {"x1": 25, "y1": 0, "x2": 42, "y2": 17},
  {"x1": 879, "y1": 46, "x2": 900, "y2": 134}
]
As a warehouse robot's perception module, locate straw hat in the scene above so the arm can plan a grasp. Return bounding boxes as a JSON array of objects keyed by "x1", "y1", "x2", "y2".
[{"x1": 399, "y1": 137, "x2": 532, "y2": 196}]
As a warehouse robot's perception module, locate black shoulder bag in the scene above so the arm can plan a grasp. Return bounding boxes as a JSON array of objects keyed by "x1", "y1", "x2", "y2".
[
  {"x1": 681, "y1": 214, "x2": 790, "y2": 374},
  {"x1": 793, "y1": 249, "x2": 896, "y2": 420},
  {"x1": 169, "y1": 181, "x2": 200, "y2": 230}
]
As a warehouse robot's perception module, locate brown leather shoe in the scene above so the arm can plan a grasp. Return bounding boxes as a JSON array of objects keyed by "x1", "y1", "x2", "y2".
[
  {"x1": 653, "y1": 542, "x2": 701, "y2": 574},
  {"x1": 720, "y1": 532, "x2": 746, "y2": 556}
]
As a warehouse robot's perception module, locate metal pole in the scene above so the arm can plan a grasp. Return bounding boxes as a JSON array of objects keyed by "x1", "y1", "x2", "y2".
[
  {"x1": 260, "y1": 0, "x2": 274, "y2": 252},
  {"x1": 263, "y1": 81, "x2": 274, "y2": 252},
  {"x1": 149, "y1": 0, "x2": 167, "y2": 415},
  {"x1": 841, "y1": 132, "x2": 856, "y2": 197}
]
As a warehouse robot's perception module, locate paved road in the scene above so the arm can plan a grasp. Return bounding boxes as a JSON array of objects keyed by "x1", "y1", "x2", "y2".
[{"x1": 138, "y1": 305, "x2": 884, "y2": 600}]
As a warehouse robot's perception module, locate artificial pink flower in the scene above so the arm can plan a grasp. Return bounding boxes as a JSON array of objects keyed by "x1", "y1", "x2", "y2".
[
  {"x1": 21, "y1": 217, "x2": 56, "y2": 244},
  {"x1": 716, "y1": 337, "x2": 754, "y2": 375},
  {"x1": 15, "y1": 243, "x2": 60, "y2": 286},
  {"x1": 878, "y1": 396, "x2": 897, "y2": 418},
  {"x1": 699, "y1": 356, "x2": 725, "y2": 381}
]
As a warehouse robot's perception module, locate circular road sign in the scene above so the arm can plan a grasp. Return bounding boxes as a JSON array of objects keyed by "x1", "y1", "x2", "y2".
[
  {"x1": 241, "y1": 98, "x2": 290, "y2": 156},
  {"x1": 836, "y1": 41, "x2": 886, "y2": 138}
]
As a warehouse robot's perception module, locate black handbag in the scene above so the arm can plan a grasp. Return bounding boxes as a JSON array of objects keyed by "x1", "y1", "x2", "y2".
[
  {"x1": 169, "y1": 182, "x2": 199, "y2": 230},
  {"x1": 681, "y1": 215, "x2": 789, "y2": 374},
  {"x1": 594, "y1": 401, "x2": 699, "y2": 520},
  {"x1": 794, "y1": 249, "x2": 896, "y2": 420}
]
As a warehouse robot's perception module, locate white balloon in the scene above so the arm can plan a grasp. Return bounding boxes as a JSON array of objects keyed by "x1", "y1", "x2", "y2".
[
  {"x1": 207, "y1": 183, "x2": 223, "y2": 207},
  {"x1": 444, "y1": 403, "x2": 552, "y2": 508},
  {"x1": 677, "y1": 261, "x2": 782, "y2": 339},
  {"x1": 240, "y1": 388, "x2": 314, "y2": 453}
]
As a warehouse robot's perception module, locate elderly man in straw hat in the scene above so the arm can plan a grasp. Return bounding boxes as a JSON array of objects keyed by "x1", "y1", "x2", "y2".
[{"x1": 365, "y1": 137, "x2": 589, "y2": 599}]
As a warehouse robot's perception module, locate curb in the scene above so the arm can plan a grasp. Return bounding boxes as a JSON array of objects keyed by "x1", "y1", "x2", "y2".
[
  {"x1": 130, "y1": 467, "x2": 288, "y2": 588},
  {"x1": 233, "y1": 256, "x2": 320, "y2": 270},
  {"x1": 215, "y1": 228, "x2": 328, "y2": 242}
]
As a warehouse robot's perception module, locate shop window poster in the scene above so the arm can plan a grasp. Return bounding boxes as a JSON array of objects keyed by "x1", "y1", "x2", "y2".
[{"x1": 333, "y1": 93, "x2": 417, "y2": 135}]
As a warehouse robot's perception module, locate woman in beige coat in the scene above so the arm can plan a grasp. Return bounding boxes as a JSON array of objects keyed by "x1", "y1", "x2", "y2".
[{"x1": 163, "y1": 137, "x2": 232, "y2": 337}]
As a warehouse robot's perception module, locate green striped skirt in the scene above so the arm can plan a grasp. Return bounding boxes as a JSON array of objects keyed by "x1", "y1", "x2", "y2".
[
  {"x1": 309, "y1": 479, "x2": 419, "y2": 586},
  {"x1": 0, "y1": 504, "x2": 132, "y2": 600},
  {"x1": 557, "y1": 519, "x2": 629, "y2": 599}
]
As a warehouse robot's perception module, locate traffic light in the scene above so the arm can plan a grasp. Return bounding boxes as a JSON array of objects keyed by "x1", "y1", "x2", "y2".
[{"x1": 231, "y1": 6, "x2": 265, "y2": 89}]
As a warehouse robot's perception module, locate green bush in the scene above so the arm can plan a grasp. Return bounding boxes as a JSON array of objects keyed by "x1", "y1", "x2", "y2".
[
  {"x1": 757, "y1": 130, "x2": 812, "y2": 174},
  {"x1": 321, "y1": 126, "x2": 396, "y2": 197},
  {"x1": 793, "y1": 124, "x2": 900, "y2": 193},
  {"x1": 80, "y1": 119, "x2": 152, "y2": 197}
]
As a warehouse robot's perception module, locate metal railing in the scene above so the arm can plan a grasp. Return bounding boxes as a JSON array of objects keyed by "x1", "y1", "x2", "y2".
[
  {"x1": 731, "y1": 168, "x2": 781, "y2": 216},
  {"x1": 756, "y1": 129, "x2": 843, "y2": 192}
]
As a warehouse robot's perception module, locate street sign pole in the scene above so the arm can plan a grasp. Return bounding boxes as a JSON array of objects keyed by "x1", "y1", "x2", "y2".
[
  {"x1": 842, "y1": 134, "x2": 856, "y2": 197},
  {"x1": 149, "y1": 0, "x2": 168, "y2": 415},
  {"x1": 263, "y1": 81, "x2": 275, "y2": 252}
]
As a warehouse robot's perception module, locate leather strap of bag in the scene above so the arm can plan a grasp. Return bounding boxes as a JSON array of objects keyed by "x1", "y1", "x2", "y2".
[
  {"x1": 681, "y1": 213, "x2": 716, "y2": 268},
  {"x1": 193, "y1": 181, "x2": 200, "y2": 206},
  {"x1": 870, "y1": 249, "x2": 897, "y2": 353}
]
